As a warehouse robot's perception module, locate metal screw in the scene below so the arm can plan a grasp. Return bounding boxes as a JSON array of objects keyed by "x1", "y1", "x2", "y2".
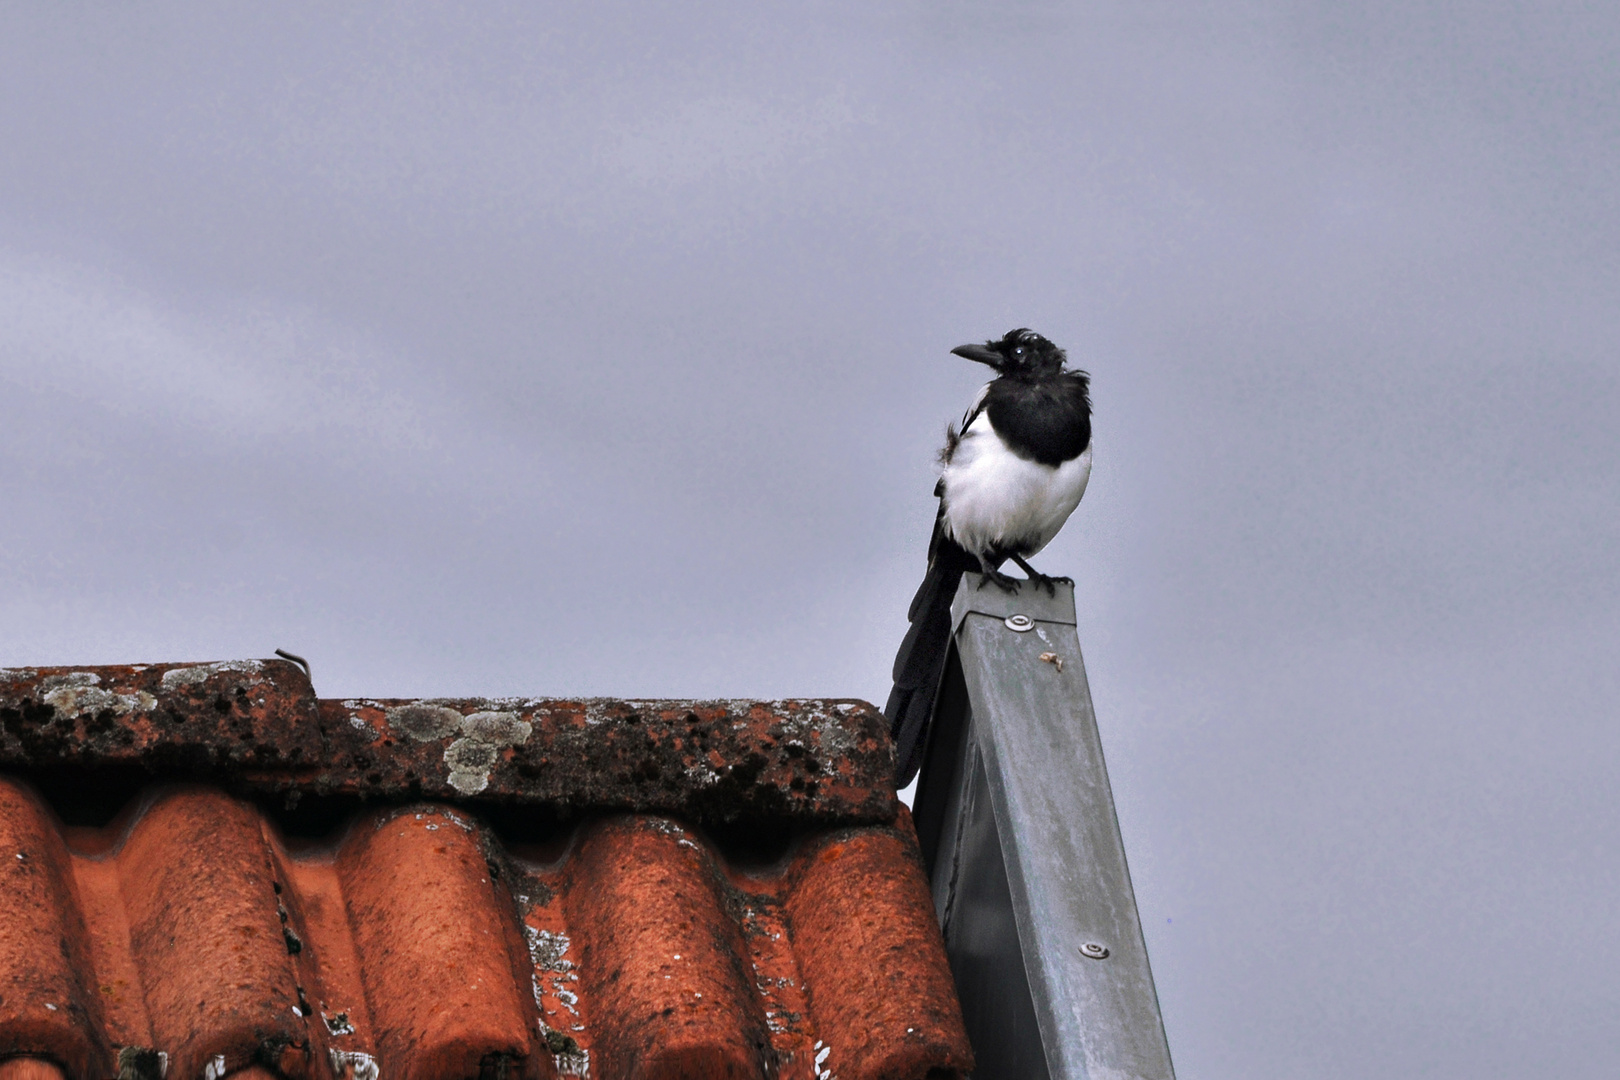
[
  {"x1": 1079, "y1": 941, "x2": 1110, "y2": 960},
  {"x1": 1004, "y1": 614, "x2": 1034, "y2": 632}
]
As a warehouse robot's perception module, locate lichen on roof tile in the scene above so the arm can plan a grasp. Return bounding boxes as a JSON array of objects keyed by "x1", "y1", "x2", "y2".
[
  {"x1": 385, "y1": 701, "x2": 464, "y2": 742},
  {"x1": 0, "y1": 658, "x2": 964, "y2": 1079}
]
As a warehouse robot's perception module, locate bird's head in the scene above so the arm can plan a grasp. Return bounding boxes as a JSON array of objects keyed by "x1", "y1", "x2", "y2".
[{"x1": 950, "y1": 328, "x2": 1066, "y2": 377}]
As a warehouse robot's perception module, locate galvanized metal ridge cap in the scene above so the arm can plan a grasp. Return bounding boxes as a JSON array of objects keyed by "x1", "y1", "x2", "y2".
[{"x1": 950, "y1": 574, "x2": 1078, "y2": 634}]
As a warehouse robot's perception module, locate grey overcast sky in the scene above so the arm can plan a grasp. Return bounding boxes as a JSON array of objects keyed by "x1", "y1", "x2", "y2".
[{"x1": 2, "y1": 2, "x2": 1617, "y2": 1077}]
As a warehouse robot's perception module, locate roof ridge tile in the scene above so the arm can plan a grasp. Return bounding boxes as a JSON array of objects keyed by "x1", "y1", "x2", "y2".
[{"x1": 1, "y1": 663, "x2": 897, "y2": 829}]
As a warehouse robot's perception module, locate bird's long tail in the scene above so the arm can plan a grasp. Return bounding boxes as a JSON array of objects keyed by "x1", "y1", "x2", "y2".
[{"x1": 884, "y1": 540, "x2": 976, "y2": 788}]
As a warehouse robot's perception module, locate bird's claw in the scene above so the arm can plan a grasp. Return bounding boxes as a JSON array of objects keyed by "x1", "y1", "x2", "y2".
[
  {"x1": 1030, "y1": 573, "x2": 1073, "y2": 597},
  {"x1": 1007, "y1": 569, "x2": 1071, "y2": 597},
  {"x1": 1007, "y1": 555, "x2": 1072, "y2": 596},
  {"x1": 976, "y1": 570, "x2": 1022, "y2": 593}
]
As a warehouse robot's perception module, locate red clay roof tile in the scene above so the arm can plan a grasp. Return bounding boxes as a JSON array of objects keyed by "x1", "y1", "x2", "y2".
[
  {"x1": 0, "y1": 662, "x2": 896, "y2": 829},
  {"x1": 786, "y1": 829, "x2": 971, "y2": 1080},
  {"x1": 336, "y1": 807, "x2": 535, "y2": 1078},
  {"x1": 0, "y1": 781, "x2": 111, "y2": 1074},
  {"x1": 0, "y1": 1061, "x2": 66, "y2": 1079},
  {"x1": 0, "y1": 661, "x2": 971, "y2": 1080}
]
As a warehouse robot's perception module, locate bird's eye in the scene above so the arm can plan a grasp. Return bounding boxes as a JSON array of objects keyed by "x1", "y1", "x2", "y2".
[{"x1": 1013, "y1": 346, "x2": 1025, "y2": 357}]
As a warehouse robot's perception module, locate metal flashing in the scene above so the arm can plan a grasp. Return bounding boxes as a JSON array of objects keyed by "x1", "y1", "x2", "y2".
[{"x1": 915, "y1": 575, "x2": 1175, "y2": 1080}]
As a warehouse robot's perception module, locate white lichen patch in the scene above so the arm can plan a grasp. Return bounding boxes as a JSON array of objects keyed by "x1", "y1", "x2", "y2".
[
  {"x1": 328, "y1": 1049, "x2": 380, "y2": 1080},
  {"x1": 40, "y1": 672, "x2": 157, "y2": 718},
  {"x1": 323, "y1": 1010, "x2": 355, "y2": 1036},
  {"x1": 809, "y1": 713, "x2": 856, "y2": 758},
  {"x1": 813, "y1": 1040, "x2": 837, "y2": 1080},
  {"x1": 682, "y1": 763, "x2": 721, "y2": 787},
  {"x1": 643, "y1": 820, "x2": 701, "y2": 853},
  {"x1": 445, "y1": 746, "x2": 494, "y2": 794},
  {"x1": 40, "y1": 672, "x2": 98, "y2": 690},
  {"x1": 580, "y1": 701, "x2": 627, "y2": 726},
  {"x1": 445, "y1": 738, "x2": 499, "y2": 772},
  {"x1": 643, "y1": 818, "x2": 705, "y2": 849},
  {"x1": 159, "y1": 660, "x2": 264, "y2": 690},
  {"x1": 526, "y1": 927, "x2": 575, "y2": 973},
  {"x1": 386, "y1": 703, "x2": 463, "y2": 742},
  {"x1": 521, "y1": 926, "x2": 586, "y2": 1049},
  {"x1": 203, "y1": 1055, "x2": 227, "y2": 1080},
  {"x1": 461, "y1": 710, "x2": 531, "y2": 746},
  {"x1": 442, "y1": 709, "x2": 532, "y2": 794}
]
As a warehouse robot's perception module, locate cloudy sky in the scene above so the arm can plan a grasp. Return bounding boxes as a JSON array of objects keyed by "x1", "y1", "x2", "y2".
[{"x1": 2, "y1": 3, "x2": 1616, "y2": 1077}]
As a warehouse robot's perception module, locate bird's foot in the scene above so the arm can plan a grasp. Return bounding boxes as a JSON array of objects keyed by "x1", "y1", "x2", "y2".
[
  {"x1": 1028, "y1": 572, "x2": 1073, "y2": 597},
  {"x1": 1008, "y1": 555, "x2": 1071, "y2": 596},
  {"x1": 975, "y1": 569, "x2": 1022, "y2": 593}
]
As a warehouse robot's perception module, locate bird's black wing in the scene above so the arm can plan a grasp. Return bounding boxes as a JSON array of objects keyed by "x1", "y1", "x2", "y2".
[{"x1": 886, "y1": 504, "x2": 980, "y2": 788}]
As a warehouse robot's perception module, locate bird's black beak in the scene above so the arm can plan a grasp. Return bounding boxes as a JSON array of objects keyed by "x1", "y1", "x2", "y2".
[{"x1": 950, "y1": 343, "x2": 1002, "y2": 369}]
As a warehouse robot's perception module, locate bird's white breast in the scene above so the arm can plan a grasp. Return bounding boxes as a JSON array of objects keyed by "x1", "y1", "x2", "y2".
[{"x1": 940, "y1": 409, "x2": 1092, "y2": 559}]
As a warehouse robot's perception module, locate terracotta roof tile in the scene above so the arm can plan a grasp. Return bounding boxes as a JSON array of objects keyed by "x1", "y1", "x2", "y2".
[
  {"x1": 0, "y1": 662, "x2": 895, "y2": 828},
  {"x1": 785, "y1": 832, "x2": 970, "y2": 1080},
  {"x1": 336, "y1": 806, "x2": 534, "y2": 1077},
  {"x1": 0, "y1": 1061, "x2": 67, "y2": 1079},
  {"x1": 0, "y1": 661, "x2": 972, "y2": 1080}
]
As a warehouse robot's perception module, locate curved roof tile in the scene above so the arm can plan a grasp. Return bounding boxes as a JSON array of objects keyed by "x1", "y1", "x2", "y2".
[{"x1": 0, "y1": 660, "x2": 970, "y2": 1080}]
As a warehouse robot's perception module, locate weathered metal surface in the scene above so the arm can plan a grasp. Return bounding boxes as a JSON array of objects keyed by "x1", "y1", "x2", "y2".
[
  {"x1": 913, "y1": 577, "x2": 1175, "y2": 1080},
  {"x1": 0, "y1": 661, "x2": 898, "y2": 826},
  {"x1": 927, "y1": 713, "x2": 1053, "y2": 1080}
]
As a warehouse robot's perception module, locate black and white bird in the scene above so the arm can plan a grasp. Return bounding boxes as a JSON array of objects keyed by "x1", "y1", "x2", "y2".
[{"x1": 884, "y1": 328, "x2": 1093, "y2": 787}]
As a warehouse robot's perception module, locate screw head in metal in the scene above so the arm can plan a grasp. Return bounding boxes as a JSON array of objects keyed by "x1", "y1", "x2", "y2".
[
  {"x1": 1004, "y1": 614, "x2": 1034, "y2": 632},
  {"x1": 1079, "y1": 941, "x2": 1110, "y2": 960}
]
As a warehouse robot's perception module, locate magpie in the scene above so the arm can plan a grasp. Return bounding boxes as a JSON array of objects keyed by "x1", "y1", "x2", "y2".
[{"x1": 884, "y1": 328, "x2": 1092, "y2": 787}]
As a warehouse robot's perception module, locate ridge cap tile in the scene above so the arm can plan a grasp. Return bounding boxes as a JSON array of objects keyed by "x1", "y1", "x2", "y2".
[{"x1": 0, "y1": 662, "x2": 897, "y2": 829}]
